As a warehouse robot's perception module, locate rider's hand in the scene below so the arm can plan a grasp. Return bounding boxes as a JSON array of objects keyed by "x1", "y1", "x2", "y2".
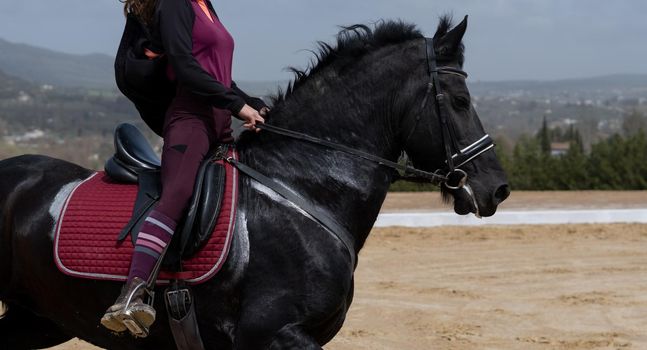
[
  {"x1": 259, "y1": 106, "x2": 271, "y2": 117},
  {"x1": 144, "y1": 48, "x2": 162, "y2": 60},
  {"x1": 238, "y1": 104, "x2": 265, "y2": 132}
]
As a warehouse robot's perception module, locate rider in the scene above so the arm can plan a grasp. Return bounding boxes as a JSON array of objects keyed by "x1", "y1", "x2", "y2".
[{"x1": 101, "y1": 0, "x2": 267, "y2": 336}]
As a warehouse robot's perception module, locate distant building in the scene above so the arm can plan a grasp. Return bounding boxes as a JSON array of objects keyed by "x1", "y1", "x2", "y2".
[
  {"x1": 6, "y1": 129, "x2": 46, "y2": 144},
  {"x1": 550, "y1": 142, "x2": 570, "y2": 157},
  {"x1": 549, "y1": 118, "x2": 578, "y2": 130},
  {"x1": 17, "y1": 91, "x2": 31, "y2": 103},
  {"x1": 597, "y1": 119, "x2": 622, "y2": 133}
]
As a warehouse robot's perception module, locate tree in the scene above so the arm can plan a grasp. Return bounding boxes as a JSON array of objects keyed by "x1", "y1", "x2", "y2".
[
  {"x1": 493, "y1": 136, "x2": 513, "y2": 179},
  {"x1": 619, "y1": 130, "x2": 647, "y2": 189},
  {"x1": 555, "y1": 139, "x2": 588, "y2": 189},
  {"x1": 587, "y1": 135, "x2": 623, "y2": 189},
  {"x1": 622, "y1": 110, "x2": 647, "y2": 136},
  {"x1": 538, "y1": 115, "x2": 551, "y2": 155},
  {"x1": 510, "y1": 135, "x2": 547, "y2": 189}
]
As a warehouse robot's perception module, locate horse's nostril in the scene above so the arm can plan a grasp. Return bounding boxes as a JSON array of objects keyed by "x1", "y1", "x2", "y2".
[{"x1": 493, "y1": 184, "x2": 510, "y2": 204}]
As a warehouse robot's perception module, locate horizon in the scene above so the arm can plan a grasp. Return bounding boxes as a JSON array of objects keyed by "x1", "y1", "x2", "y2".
[
  {"x1": 1, "y1": 35, "x2": 646, "y2": 86},
  {"x1": 1, "y1": 1, "x2": 647, "y2": 82}
]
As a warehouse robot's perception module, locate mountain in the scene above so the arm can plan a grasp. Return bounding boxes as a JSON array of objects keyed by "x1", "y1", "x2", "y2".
[
  {"x1": 0, "y1": 69, "x2": 33, "y2": 97},
  {"x1": 0, "y1": 37, "x2": 287, "y2": 95},
  {"x1": 0, "y1": 38, "x2": 115, "y2": 89},
  {"x1": 4, "y1": 36, "x2": 645, "y2": 101}
]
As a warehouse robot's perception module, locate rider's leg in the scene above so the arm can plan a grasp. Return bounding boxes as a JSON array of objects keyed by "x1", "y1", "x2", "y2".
[
  {"x1": 101, "y1": 114, "x2": 213, "y2": 336},
  {"x1": 127, "y1": 210, "x2": 177, "y2": 284}
]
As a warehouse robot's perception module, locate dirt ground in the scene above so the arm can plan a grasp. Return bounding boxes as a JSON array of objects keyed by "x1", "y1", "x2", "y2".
[
  {"x1": 328, "y1": 224, "x2": 647, "y2": 350},
  {"x1": 50, "y1": 191, "x2": 647, "y2": 350}
]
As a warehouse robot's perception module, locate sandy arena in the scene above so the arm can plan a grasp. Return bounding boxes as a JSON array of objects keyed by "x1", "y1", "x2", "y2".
[{"x1": 49, "y1": 192, "x2": 647, "y2": 349}]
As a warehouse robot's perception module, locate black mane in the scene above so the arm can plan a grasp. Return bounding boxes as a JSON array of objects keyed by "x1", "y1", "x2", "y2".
[{"x1": 273, "y1": 15, "x2": 463, "y2": 104}]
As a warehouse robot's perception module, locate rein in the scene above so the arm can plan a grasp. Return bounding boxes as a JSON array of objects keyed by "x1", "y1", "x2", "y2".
[{"x1": 255, "y1": 123, "x2": 448, "y2": 185}]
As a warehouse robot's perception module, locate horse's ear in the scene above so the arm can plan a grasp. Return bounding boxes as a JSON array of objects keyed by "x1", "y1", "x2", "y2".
[{"x1": 434, "y1": 15, "x2": 468, "y2": 57}]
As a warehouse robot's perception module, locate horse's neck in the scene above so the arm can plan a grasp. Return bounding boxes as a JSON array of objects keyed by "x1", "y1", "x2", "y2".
[
  {"x1": 271, "y1": 72, "x2": 397, "y2": 155},
  {"x1": 242, "y1": 65, "x2": 400, "y2": 250}
]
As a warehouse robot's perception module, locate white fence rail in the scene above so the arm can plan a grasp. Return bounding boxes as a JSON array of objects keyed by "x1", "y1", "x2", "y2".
[{"x1": 375, "y1": 209, "x2": 647, "y2": 227}]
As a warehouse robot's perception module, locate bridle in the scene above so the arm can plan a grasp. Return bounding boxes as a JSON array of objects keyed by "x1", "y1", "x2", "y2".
[
  {"x1": 403, "y1": 37, "x2": 494, "y2": 190},
  {"x1": 249, "y1": 37, "x2": 494, "y2": 190}
]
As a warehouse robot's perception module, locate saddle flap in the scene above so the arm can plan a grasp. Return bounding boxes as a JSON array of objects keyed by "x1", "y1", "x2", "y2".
[
  {"x1": 197, "y1": 163, "x2": 226, "y2": 239},
  {"x1": 187, "y1": 162, "x2": 226, "y2": 257},
  {"x1": 165, "y1": 158, "x2": 227, "y2": 267}
]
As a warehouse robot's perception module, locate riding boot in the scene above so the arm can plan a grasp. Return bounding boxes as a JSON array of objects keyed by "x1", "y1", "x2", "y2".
[
  {"x1": 101, "y1": 210, "x2": 176, "y2": 337},
  {"x1": 100, "y1": 277, "x2": 156, "y2": 336}
]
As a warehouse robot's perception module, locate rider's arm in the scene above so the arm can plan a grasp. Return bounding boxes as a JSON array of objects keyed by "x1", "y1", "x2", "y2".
[
  {"x1": 231, "y1": 81, "x2": 268, "y2": 112},
  {"x1": 155, "y1": 0, "x2": 246, "y2": 115}
]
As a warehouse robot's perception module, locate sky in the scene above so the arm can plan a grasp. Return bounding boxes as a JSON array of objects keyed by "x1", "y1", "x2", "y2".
[{"x1": 0, "y1": 0, "x2": 646, "y2": 82}]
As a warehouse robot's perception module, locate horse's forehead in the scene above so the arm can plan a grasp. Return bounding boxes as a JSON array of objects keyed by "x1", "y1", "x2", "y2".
[{"x1": 439, "y1": 74, "x2": 469, "y2": 94}]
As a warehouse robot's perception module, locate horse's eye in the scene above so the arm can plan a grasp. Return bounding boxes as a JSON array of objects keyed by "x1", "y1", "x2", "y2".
[{"x1": 452, "y1": 96, "x2": 471, "y2": 111}]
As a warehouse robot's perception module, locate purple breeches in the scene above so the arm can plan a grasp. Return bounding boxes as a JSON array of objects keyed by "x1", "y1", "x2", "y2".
[{"x1": 155, "y1": 90, "x2": 234, "y2": 223}]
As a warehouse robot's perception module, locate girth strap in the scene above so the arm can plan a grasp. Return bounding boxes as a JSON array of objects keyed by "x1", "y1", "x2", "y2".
[{"x1": 225, "y1": 157, "x2": 357, "y2": 269}]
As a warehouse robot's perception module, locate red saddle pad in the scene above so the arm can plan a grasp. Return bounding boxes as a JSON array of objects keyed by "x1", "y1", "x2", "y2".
[{"x1": 53, "y1": 150, "x2": 239, "y2": 285}]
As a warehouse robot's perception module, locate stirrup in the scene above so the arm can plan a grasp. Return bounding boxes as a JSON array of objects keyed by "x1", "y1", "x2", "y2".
[
  {"x1": 125, "y1": 280, "x2": 155, "y2": 309},
  {"x1": 100, "y1": 278, "x2": 156, "y2": 337},
  {"x1": 120, "y1": 280, "x2": 156, "y2": 338},
  {"x1": 119, "y1": 305, "x2": 156, "y2": 338}
]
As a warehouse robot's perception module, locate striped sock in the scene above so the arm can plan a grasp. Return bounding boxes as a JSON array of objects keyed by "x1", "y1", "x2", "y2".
[{"x1": 127, "y1": 210, "x2": 177, "y2": 284}]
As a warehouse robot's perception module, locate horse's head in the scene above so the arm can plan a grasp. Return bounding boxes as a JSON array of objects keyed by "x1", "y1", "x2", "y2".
[{"x1": 399, "y1": 16, "x2": 509, "y2": 217}]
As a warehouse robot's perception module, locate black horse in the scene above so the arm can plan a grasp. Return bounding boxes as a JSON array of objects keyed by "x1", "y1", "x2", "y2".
[{"x1": 0, "y1": 16, "x2": 508, "y2": 349}]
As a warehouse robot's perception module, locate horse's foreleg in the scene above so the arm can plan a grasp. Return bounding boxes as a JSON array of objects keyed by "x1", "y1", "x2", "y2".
[
  {"x1": 234, "y1": 322, "x2": 323, "y2": 350},
  {"x1": 0, "y1": 302, "x2": 72, "y2": 349},
  {"x1": 268, "y1": 325, "x2": 323, "y2": 350},
  {"x1": 233, "y1": 301, "x2": 326, "y2": 350}
]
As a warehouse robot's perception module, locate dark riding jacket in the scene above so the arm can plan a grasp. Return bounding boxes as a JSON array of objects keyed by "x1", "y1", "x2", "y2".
[{"x1": 115, "y1": 0, "x2": 267, "y2": 136}]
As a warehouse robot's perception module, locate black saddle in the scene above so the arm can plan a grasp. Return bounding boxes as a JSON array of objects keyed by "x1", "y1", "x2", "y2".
[
  {"x1": 104, "y1": 123, "x2": 162, "y2": 183},
  {"x1": 104, "y1": 123, "x2": 227, "y2": 265}
]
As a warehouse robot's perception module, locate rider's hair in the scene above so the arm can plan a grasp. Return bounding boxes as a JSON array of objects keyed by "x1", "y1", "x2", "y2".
[{"x1": 121, "y1": 0, "x2": 156, "y2": 25}]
